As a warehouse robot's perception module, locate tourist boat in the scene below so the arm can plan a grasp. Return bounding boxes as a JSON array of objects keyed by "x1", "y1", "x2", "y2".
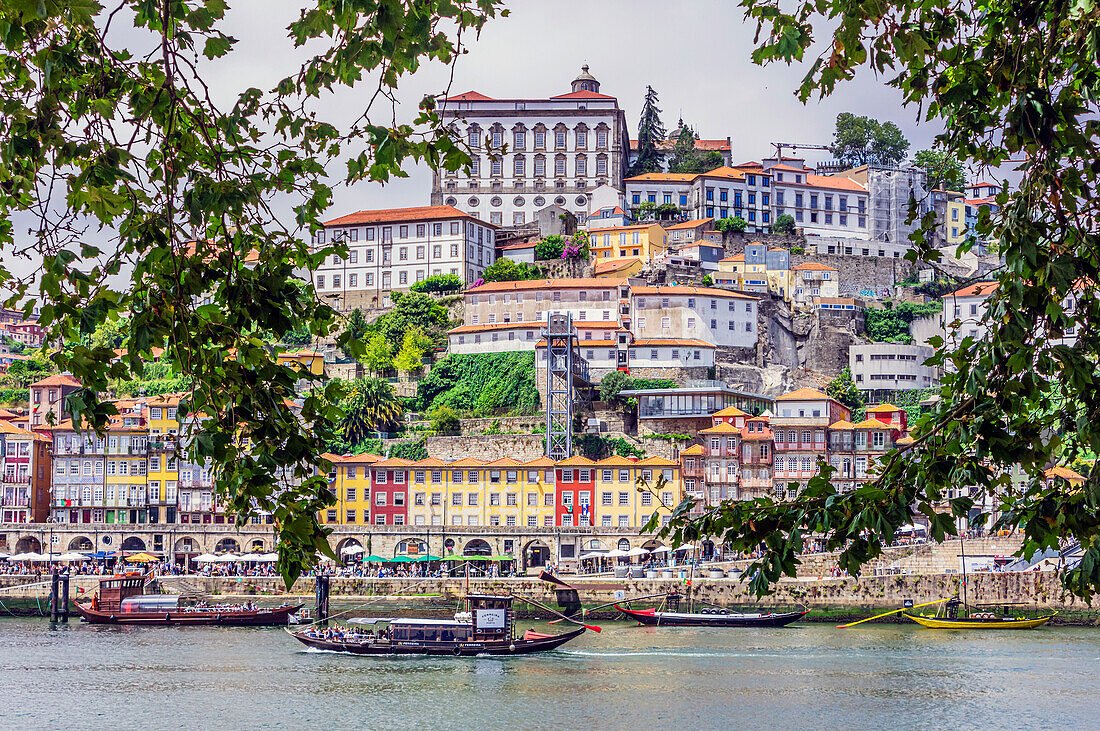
[
  {"x1": 288, "y1": 593, "x2": 587, "y2": 656},
  {"x1": 614, "y1": 604, "x2": 808, "y2": 627},
  {"x1": 75, "y1": 574, "x2": 302, "y2": 626},
  {"x1": 903, "y1": 600, "x2": 1056, "y2": 630}
]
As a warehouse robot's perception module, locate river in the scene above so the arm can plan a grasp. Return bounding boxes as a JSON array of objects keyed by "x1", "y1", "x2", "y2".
[{"x1": 1, "y1": 617, "x2": 1097, "y2": 729}]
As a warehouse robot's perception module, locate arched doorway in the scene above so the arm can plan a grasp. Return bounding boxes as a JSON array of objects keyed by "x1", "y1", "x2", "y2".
[
  {"x1": 338, "y1": 538, "x2": 365, "y2": 562},
  {"x1": 617, "y1": 538, "x2": 631, "y2": 552},
  {"x1": 174, "y1": 537, "x2": 198, "y2": 566},
  {"x1": 15, "y1": 536, "x2": 41, "y2": 554},
  {"x1": 396, "y1": 538, "x2": 428, "y2": 557},
  {"x1": 68, "y1": 536, "x2": 94, "y2": 552},
  {"x1": 443, "y1": 538, "x2": 456, "y2": 556},
  {"x1": 214, "y1": 538, "x2": 240, "y2": 554},
  {"x1": 584, "y1": 538, "x2": 604, "y2": 552},
  {"x1": 523, "y1": 539, "x2": 550, "y2": 570},
  {"x1": 121, "y1": 536, "x2": 146, "y2": 552},
  {"x1": 462, "y1": 539, "x2": 491, "y2": 556},
  {"x1": 641, "y1": 539, "x2": 664, "y2": 551}
]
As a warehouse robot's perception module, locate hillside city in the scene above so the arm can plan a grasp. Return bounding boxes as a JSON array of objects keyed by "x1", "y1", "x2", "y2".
[{"x1": 0, "y1": 66, "x2": 1081, "y2": 565}]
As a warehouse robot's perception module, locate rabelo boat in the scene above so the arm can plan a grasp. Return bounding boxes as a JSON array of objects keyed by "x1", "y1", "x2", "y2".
[
  {"x1": 903, "y1": 597, "x2": 1055, "y2": 630},
  {"x1": 289, "y1": 594, "x2": 586, "y2": 656},
  {"x1": 75, "y1": 574, "x2": 302, "y2": 626}
]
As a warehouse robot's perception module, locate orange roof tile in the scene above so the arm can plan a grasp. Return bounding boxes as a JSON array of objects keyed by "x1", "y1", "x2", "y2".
[
  {"x1": 719, "y1": 254, "x2": 745, "y2": 263},
  {"x1": 713, "y1": 406, "x2": 748, "y2": 417},
  {"x1": 806, "y1": 174, "x2": 867, "y2": 192},
  {"x1": 449, "y1": 457, "x2": 487, "y2": 467},
  {"x1": 595, "y1": 455, "x2": 637, "y2": 466},
  {"x1": 485, "y1": 457, "x2": 522, "y2": 468},
  {"x1": 700, "y1": 422, "x2": 741, "y2": 434},
  {"x1": 372, "y1": 457, "x2": 414, "y2": 468},
  {"x1": 666, "y1": 218, "x2": 714, "y2": 230},
  {"x1": 342, "y1": 453, "x2": 382, "y2": 464},
  {"x1": 522, "y1": 457, "x2": 556, "y2": 468},
  {"x1": 595, "y1": 258, "x2": 642, "y2": 275},
  {"x1": 586, "y1": 223, "x2": 658, "y2": 234},
  {"x1": 631, "y1": 285, "x2": 754, "y2": 300},
  {"x1": 828, "y1": 420, "x2": 856, "y2": 430},
  {"x1": 1045, "y1": 466, "x2": 1086, "y2": 482},
  {"x1": 413, "y1": 457, "x2": 447, "y2": 467},
  {"x1": 792, "y1": 262, "x2": 839, "y2": 272},
  {"x1": 324, "y1": 205, "x2": 494, "y2": 228},
  {"x1": 447, "y1": 322, "x2": 543, "y2": 335},
  {"x1": 679, "y1": 444, "x2": 704, "y2": 456},
  {"x1": 30, "y1": 374, "x2": 81, "y2": 388},
  {"x1": 866, "y1": 404, "x2": 901, "y2": 413},
  {"x1": 943, "y1": 282, "x2": 1000, "y2": 298},
  {"x1": 632, "y1": 338, "x2": 714, "y2": 348},
  {"x1": 637, "y1": 456, "x2": 678, "y2": 466},
  {"x1": 776, "y1": 387, "x2": 830, "y2": 401},
  {"x1": 696, "y1": 165, "x2": 747, "y2": 181},
  {"x1": 550, "y1": 90, "x2": 616, "y2": 100},
  {"x1": 442, "y1": 90, "x2": 494, "y2": 101},
  {"x1": 556, "y1": 456, "x2": 595, "y2": 467},
  {"x1": 466, "y1": 278, "x2": 626, "y2": 294},
  {"x1": 852, "y1": 418, "x2": 893, "y2": 429},
  {"x1": 623, "y1": 172, "x2": 698, "y2": 183}
]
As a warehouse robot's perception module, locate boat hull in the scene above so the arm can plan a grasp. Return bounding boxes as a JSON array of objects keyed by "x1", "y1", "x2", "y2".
[
  {"x1": 75, "y1": 602, "x2": 303, "y2": 627},
  {"x1": 903, "y1": 613, "x2": 1055, "y2": 630},
  {"x1": 290, "y1": 626, "x2": 586, "y2": 656},
  {"x1": 615, "y1": 605, "x2": 808, "y2": 627}
]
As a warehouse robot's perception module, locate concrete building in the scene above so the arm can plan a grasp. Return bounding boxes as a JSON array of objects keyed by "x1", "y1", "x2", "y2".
[
  {"x1": 942, "y1": 281, "x2": 1000, "y2": 350},
  {"x1": 432, "y1": 66, "x2": 631, "y2": 227},
  {"x1": 586, "y1": 222, "x2": 668, "y2": 263},
  {"x1": 849, "y1": 342, "x2": 938, "y2": 398},
  {"x1": 789, "y1": 262, "x2": 840, "y2": 312},
  {"x1": 630, "y1": 286, "x2": 758, "y2": 350},
  {"x1": 931, "y1": 188, "x2": 967, "y2": 246},
  {"x1": 666, "y1": 218, "x2": 715, "y2": 246},
  {"x1": 0, "y1": 421, "x2": 50, "y2": 523},
  {"x1": 313, "y1": 205, "x2": 497, "y2": 310},
  {"x1": 840, "y1": 165, "x2": 931, "y2": 246},
  {"x1": 765, "y1": 162, "x2": 871, "y2": 239}
]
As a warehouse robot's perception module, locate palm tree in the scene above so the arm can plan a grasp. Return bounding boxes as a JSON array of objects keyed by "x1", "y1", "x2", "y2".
[{"x1": 340, "y1": 377, "x2": 404, "y2": 443}]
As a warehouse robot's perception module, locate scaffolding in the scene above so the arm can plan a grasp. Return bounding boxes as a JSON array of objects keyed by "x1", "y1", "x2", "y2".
[
  {"x1": 543, "y1": 314, "x2": 588, "y2": 461},
  {"x1": 867, "y1": 166, "x2": 931, "y2": 244}
]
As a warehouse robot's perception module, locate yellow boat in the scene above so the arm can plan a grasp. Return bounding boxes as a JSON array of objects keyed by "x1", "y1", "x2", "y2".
[{"x1": 903, "y1": 612, "x2": 1056, "y2": 630}]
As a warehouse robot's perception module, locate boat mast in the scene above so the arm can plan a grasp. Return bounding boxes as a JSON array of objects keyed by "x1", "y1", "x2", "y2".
[{"x1": 959, "y1": 526, "x2": 967, "y2": 609}]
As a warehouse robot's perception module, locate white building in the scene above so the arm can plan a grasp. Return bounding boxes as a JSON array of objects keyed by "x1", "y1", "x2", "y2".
[
  {"x1": 767, "y1": 162, "x2": 870, "y2": 239},
  {"x1": 630, "y1": 286, "x2": 758, "y2": 349},
  {"x1": 431, "y1": 66, "x2": 631, "y2": 227},
  {"x1": 849, "y1": 342, "x2": 939, "y2": 394},
  {"x1": 313, "y1": 205, "x2": 497, "y2": 310},
  {"x1": 941, "y1": 281, "x2": 1000, "y2": 350}
]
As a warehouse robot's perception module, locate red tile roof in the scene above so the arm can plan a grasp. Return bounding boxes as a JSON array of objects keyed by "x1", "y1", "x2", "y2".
[
  {"x1": 324, "y1": 205, "x2": 493, "y2": 227},
  {"x1": 594, "y1": 258, "x2": 642, "y2": 275},
  {"x1": 943, "y1": 282, "x2": 1000, "y2": 298},
  {"x1": 776, "y1": 387, "x2": 829, "y2": 401},
  {"x1": 667, "y1": 218, "x2": 713, "y2": 230},
  {"x1": 623, "y1": 172, "x2": 697, "y2": 183},
  {"x1": 631, "y1": 285, "x2": 755, "y2": 300},
  {"x1": 806, "y1": 174, "x2": 867, "y2": 192},
  {"x1": 465, "y1": 278, "x2": 626, "y2": 294},
  {"x1": 30, "y1": 374, "x2": 81, "y2": 388},
  {"x1": 550, "y1": 90, "x2": 617, "y2": 100},
  {"x1": 793, "y1": 262, "x2": 839, "y2": 272},
  {"x1": 633, "y1": 338, "x2": 714, "y2": 348},
  {"x1": 442, "y1": 91, "x2": 494, "y2": 102}
]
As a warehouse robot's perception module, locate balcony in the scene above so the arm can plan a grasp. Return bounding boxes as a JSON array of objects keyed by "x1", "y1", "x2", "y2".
[
  {"x1": 682, "y1": 465, "x2": 704, "y2": 478},
  {"x1": 1, "y1": 476, "x2": 31, "y2": 485},
  {"x1": 774, "y1": 442, "x2": 826, "y2": 451},
  {"x1": 741, "y1": 453, "x2": 772, "y2": 466}
]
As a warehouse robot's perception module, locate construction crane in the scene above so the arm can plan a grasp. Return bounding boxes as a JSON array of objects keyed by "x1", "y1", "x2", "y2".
[{"x1": 771, "y1": 142, "x2": 833, "y2": 162}]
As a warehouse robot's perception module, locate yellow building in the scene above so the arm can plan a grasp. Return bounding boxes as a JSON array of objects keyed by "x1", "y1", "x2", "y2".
[
  {"x1": 277, "y1": 349, "x2": 325, "y2": 377},
  {"x1": 319, "y1": 452, "x2": 380, "y2": 527},
  {"x1": 587, "y1": 223, "x2": 668, "y2": 263},
  {"x1": 145, "y1": 395, "x2": 181, "y2": 524},
  {"x1": 104, "y1": 406, "x2": 150, "y2": 525},
  {"x1": 594, "y1": 257, "x2": 643, "y2": 278}
]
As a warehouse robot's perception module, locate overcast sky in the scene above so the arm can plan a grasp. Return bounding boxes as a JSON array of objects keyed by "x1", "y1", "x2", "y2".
[{"x1": 215, "y1": 0, "x2": 941, "y2": 218}]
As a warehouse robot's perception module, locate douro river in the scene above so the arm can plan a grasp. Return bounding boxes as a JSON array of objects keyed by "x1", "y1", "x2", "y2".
[{"x1": 2, "y1": 618, "x2": 1096, "y2": 729}]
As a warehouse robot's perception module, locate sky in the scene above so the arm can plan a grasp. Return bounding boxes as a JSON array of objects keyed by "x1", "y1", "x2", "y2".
[
  {"x1": 212, "y1": 0, "x2": 942, "y2": 218},
  {"x1": 6, "y1": 0, "x2": 944, "y2": 291}
]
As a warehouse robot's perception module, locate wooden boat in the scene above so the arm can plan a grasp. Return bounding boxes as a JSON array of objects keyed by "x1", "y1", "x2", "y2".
[
  {"x1": 615, "y1": 604, "x2": 808, "y2": 627},
  {"x1": 75, "y1": 574, "x2": 302, "y2": 627},
  {"x1": 289, "y1": 593, "x2": 586, "y2": 656},
  {"x1": 904, "y1": 611, "x2": 1056, "y2": 630}
]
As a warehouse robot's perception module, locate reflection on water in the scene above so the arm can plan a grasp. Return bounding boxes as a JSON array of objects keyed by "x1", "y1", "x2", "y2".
[{"x1": 2, "y1": 618, "x2": 1098, "y2": 729}]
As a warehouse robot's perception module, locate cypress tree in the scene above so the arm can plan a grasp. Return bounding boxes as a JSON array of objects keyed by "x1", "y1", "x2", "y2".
[{"x1": 628, "y1": 85, "x2": 666, "y2": 176}]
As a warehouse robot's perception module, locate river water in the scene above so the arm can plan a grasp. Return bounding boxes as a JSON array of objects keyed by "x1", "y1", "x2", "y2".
[{"x1": 1, "y1": 617, "x2": 1097, "y2": 730}]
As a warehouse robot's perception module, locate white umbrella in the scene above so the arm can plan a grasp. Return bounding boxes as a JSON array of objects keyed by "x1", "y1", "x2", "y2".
[
  {"x1": 11, "y1": 552, "x2": 48, "y2": 561},
  {"x1": 257, "y1": 552, "x2": 279, "y2": 562},
  {"x1": 193, "y1": 553, "x2": 219, "y2": 563},
  {"x1": 625, "y1": 547, "x2": 650, "y2": 557},
  {"x1": 238, "y1": 553, "x2": 264, "y2": 561},
  {"x1": 578, "y1": 551, "x2": 607, "y2": 560},
  {"x1": 673, "y1": 544, "x2": 696, "y2": 552},
  {"x1": 0, "y1": 553, "x2": 9, "y2": 560},
  {"x1": 215, "y1": 553, "x2": 242, "y2": 563},
  {"x1": 648, "y1": 546, "x2": 670, "y2": 554},
  {"x1": 57, "y1": 552, "x2": 86, "y2": 561},
  {"x1": 604, "y1": 549, "x2": 629, "y2": 558},
  {"x1": 341, "y1": 545, "x2": 365, "y2": 555}
]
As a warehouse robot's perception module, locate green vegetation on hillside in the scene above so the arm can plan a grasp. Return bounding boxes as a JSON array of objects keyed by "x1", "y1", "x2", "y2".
[
  {"x1": 415, "y1": 352, "x2": 540, "y2": 416},
  {"x1": 864, "y1": 301, "x2": 942, "y2": 344}
]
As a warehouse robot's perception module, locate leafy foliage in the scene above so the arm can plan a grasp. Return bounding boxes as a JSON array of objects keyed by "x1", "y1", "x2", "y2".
[
  {"x1": 913, "y1": 149, "x2": 966, "y2": 192},
  {"x1": 534, "y1": 235, "x2": 565, "y2": 260},
  {"x1": 1, "y1": 357, "x2": 53, "y2": 388},
  {"x1": 715, "y1": 217, "x2": 747, "y2": 233},
  {"x1": 701, "y1": 274, "x2": 714, "y2": 286},
  {"x1": 429, "y1": 404, "x2": 461, "y2": 435},
  {"x1": 826, "y1": 367, "x2": 864, "y2": 413},
  {"x1": 372, "y1": 292, "x2": 450, "y2": 352},
  {"x1": 481, "y1": 258, "x2": 544, "y2": 282},
  {"x1": 830, "y1": 113, "x2": 910, "y2": 167},
  {"x1": 772, "y1": 213, "x2": 796, "y2": 234},
  {"x1": 340, "y1": 378, "x2": 404, "y2": 443},
  {"x1": 628, "y1": 85, "x2": 666, "y2": 177},
  {"x1": 0, "y1": 0, "x2": 508, "y2": 587},
  {"x1": 393, "y1": 328, "x2": 433, "y2": 375},
  {"x1": 598, "y1": 370, "x2": 633, "y2": 403},
  {"x1": 410, "y1": 274, "x2": 464, "y2": 294},
  {"x1": 633, "y1": 201, "x2": 657, "y2": 220},
  {"x1": 669, "y1": 0, "x2": 1100, "y2": 601},
  {"x1": 415, "y1": 352, "x2": 539, "y2": 416},
  {"x1": 362, "y1": 332, "x2": 394, "y2": 376},
  {"x1": 667, "y1": 123, "x2": 724, "y2": 174},
  {"x1": 388, "y1": 438, "x2": 428, "y2": 461},
  {"x1": 575, "y1": 434, "x2": 645, "y2": 460},
  {"x1": 864, "y1": 302, "x2": 942, "y2": 344}
]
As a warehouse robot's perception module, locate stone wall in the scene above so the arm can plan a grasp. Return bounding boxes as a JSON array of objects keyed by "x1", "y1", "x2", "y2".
[
  {"x1": 790, "y1": 251, "x2": 916, "y2": 300},
  {"x1": 535, "y1": 257, "x2": 591, "y2": 280},
  {"x1": 452, "y1": 416, "x2": 543, "y2": 436},
  {"x1": 625, "y1": 366, "x2": 712, "y2": 383},
  {"x1": 426, "y1": 434, "x2": 546, "y2": 462}
]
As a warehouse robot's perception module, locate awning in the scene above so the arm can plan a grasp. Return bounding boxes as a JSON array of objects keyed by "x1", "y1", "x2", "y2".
[
  {"x1": 625, "y1": 547, "x2": 650, "y2": 557},
  {"x1": 125, "y1": 552, "x2": 158, "y2": 562},
  {"x1": 57, "y1": 552, "x2": 89, "y2": 561},
  {"x1": 89, "y1": 551, "x2": 117, "y2": 559},
  {"x1": 193, "y1": 553, "x2": 219, "y2": 563},
  {"x1": 578, "y1": 551, "x2": 608, "y2": 560},
  {"x1": 362, "y1": 554, "x2": 389, "y2": 563},
  {"x1": 341, "y1": 545, "x2": 365, "y2": 555}
]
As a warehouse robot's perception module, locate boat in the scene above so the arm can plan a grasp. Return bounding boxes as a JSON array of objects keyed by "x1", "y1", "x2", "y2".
[
  {"x1": 615, "y1": 604, "x2": 808, "y2": 627},
  {"x1": 288, "y1": 593, "x2": 586, "y2": 656},
  {"x1": 903, "y1": 611, "x2": 1056, "y2": 630},
  {"x1": 75, "y1": 574, "x2": 302, "y2": 626}
]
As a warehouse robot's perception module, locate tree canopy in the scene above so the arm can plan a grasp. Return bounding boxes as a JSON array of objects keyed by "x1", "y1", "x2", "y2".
[
  {"x1": 481, "y1": 258, "x2": 543, "y2": 282},
  {"x1": 628, "y1": 85, "x2": 666, "y2": 177},
  {"x1": 667, "y1": 123, "x2": 724, "y2": 174},
  {"x1": 662, "y1": 0, "x2": 1100, "y2": 601},
  {"x1": 913, "y1": 149, "x2": 967, "y2": 192},
  {"x1": 830, "y1": 113, "x2": 910, "y2": 168},
  {"x1": 0, "y1": 0, "x2": 506, "y2": 587}
]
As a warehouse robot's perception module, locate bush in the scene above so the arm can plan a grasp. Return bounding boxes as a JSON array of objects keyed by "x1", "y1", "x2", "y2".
[
  {"x1": 481, "y1": 258, "x2": 544, "y2": 283},
  {"x1": 388, "y1": 438, "x2": 428, "y2": 460},
  {"x1": 535, "y1": 235, "x2": 564, "y2": 260},
  {"x1": 701, "y1": 274, "x2": 713, "y2": 286},
  {"x1": 429, "y1": 404, "x2": 461, "y2": 435},
  {"x1": 715, "y1": 216, "x2": 747, "y2": 233},
  {"x1": 865, "y1": 301, "x2": 943, "y2": 343},
  {"x1": 772, "y1": 213, "x2": 796, "y2": 233},
  {"x1": 575, "y1": 434, "x2": 645, "y2": 460},
  {"x1": 410, "y1": 274, "x2": 463, "y2": 294},
  {"x1": 0, "y1": 387, "x2": 28, "y2": 405},
  {"x1": 599, "y1": 370, "x2": 632, "y2": 403}
]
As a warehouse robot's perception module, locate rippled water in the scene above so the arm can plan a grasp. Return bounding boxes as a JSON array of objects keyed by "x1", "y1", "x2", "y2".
[{"x1": 2, "y1": 618, "x2": 1098, "y2": 729}]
